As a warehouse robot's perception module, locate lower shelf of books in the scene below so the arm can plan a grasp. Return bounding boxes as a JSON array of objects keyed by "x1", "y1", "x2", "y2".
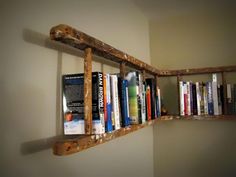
[{"x1": 53, "y1": 115, "x2": 235, "y2": 156}]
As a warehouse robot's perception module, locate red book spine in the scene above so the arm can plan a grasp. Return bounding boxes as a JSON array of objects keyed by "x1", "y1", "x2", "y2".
[{"x1": 146, "y1": 86, "x2": 152, "y2": 121}]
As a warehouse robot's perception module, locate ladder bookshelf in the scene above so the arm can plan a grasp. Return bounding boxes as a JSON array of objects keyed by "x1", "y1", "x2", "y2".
[{"x1": 50, "y1": 24, "x2": 236, "y2": 156}]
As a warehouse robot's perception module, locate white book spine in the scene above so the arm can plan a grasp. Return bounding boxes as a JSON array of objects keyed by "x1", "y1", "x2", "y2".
[
  {"x1": 157, "y1": 87, "x2": 161, "y2": 116},
  {"x1": 187, "y1": 82, "x2": 191, "y2": 115},
  {"x1": 203, "y1": 85, "x2": 208, "y2": 115},
  {"x1": 110, "y1": 75, "x2": 121, "y2": 130},
  {"x1": 196, "y1": 82, "x2": 201, "y2": 115},
  {"x1": 212, "y1": 74, "x2": 219, "y2": 115},
  {"x1": 141, "y1": 83, "x2": 146, "y2": 123},
  {"x1": 179, "y1": 81, "x2": 185, "y2": 116}
]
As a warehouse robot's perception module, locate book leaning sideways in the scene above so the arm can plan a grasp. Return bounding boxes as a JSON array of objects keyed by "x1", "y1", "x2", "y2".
[{"x1": 62, "y1": 72, "x2": 105, "y2": 135}]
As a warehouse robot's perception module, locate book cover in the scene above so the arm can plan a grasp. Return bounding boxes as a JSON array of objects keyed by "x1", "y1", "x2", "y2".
[
  {"x1": 126, "y1": 72, "x2": 139, "y2": 124},
  {"x1": 62, "y1": 72, "x2": 105, "y2": 135},
  {"x1": 63, "y1": 74, "x2": 85, "y2": 135}
]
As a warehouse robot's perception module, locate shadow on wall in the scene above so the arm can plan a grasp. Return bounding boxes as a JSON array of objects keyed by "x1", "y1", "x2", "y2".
[{"x1": 20, "y1": 28, "x2": 120, "y2": 155}]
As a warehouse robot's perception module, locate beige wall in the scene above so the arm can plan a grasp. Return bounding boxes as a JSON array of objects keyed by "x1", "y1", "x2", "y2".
[
  {"x1": 1, "y1": 1, "x2": 154, "y2": 177},
  {"x1": 150, "y1": 2, "x2": 236, "y2": 177}
]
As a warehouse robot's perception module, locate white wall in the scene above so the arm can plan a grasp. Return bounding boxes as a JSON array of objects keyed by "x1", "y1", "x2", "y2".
[
  {"x1": 149, "y1": 1, "x2": 236, "y2": 177},
  {"x1": 0, "y1": 1, "x2": 153, "y2": 177}
]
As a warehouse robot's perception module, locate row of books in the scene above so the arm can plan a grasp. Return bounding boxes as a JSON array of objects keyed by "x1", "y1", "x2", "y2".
[
  {"x1": 63, "y1": 71, "x2": 161, "y2": 135},
  {"x1": 179, "y1": 73, "x2": 236, "y2": 116}
]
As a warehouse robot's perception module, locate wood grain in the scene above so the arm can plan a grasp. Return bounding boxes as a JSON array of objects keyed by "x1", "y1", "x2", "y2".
[
  {"x1": 50, "y1": 24, "x2": 160, "y2": 75},
  {"x1": 53, "y1": 115, "x2": 236, "y2": 155},
  {"x1": 84, "y1": 48, "x2": 93, "y2": 134}
]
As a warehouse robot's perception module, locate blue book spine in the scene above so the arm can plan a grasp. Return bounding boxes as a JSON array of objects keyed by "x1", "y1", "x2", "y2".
[
  {"x1": 122, "y1": 79, "x2": 130, "y2": 127},
  {"x1": 206, "y1": 82, "x2": 214, "y2": 115},
  {"x1": 106, "y1": 74, "x2": 113, "y2": 132}
]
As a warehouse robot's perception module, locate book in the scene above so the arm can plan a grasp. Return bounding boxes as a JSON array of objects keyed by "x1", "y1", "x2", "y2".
[
  {"x1": 110, "y1": 74, "x2": 121, "y2": 130},
  {"x1": 91, "y1": 72, "x2": 105, "y2": 134},
  {"x1": 118, "y1": 78, "x2": 130, "y2": 127},
  {"x1": 126, "y1": 71, "x2": 139, "y2": 124},
  {"x1": 62, "y1": 72, "x2": 105, "y2": 135},
  {"x1": 212, "y1": 74, "x2": 219, "y2": 115},
  {"x1": 179, "y1": 81, "x2": 185, "y2": 116},
  {"x1": 146, "y1": 85, "x2": 152, "y2": 120},
  {"x1": 192, "y1": 83, "x2": 198, "y2": 115},
  {"x1": 146, "y1": 78, "x2": 157, "y2": 119},
  {"x1": 206, "y1": 81, "x2": 214, "y2": 115},
  {"x1": 141, "y1": 81, "x2": 147, "y2": 123},
  {"x1": 156, "y1": 87, "x2": 161, "y2": 117},
  {"x1": 105, "y1": 74, "x2": 113, "y2": 132},
  {"x1": 63, "y1": 74, "x2": 85, "y2": 135}
]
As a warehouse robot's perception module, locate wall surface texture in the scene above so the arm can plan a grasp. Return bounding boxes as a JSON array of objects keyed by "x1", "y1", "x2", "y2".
[
  {"x1": 0, "y1": 1, "x2": 153, "y2": 177},
  {"x1": 150, "y1": 1, "x2": 236, "y2": 177}
]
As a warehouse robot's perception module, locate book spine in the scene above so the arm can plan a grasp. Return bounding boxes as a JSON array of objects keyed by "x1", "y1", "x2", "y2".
[
  {"x1": 157, "y1": 87, "x2": 161, "y2": 117},
  {"x1": 105, "y1": 74, "x2": 113, "y2": 132},
  {"x1": 110, "y1": 75, "x2": 121, "y2": 130},
  {"x1": 203, "y1": 83, "x2": 208, "y2": 115},
  {"x1": 206, "y1": 82, "x2": 214, "y2": 115},
  {"x1": 136, "y1": 72, "x2": 142, "y2": 123},
  {"x1": 183, "y1": 82, "x2": 188, "y2": 116},
  {"x1": 146, "y1": 85, "x2": 152, "y2": 121},
  {"x1": 146, "y1": 78, "x2": 157, "y2": 119},
  {"x1": 142, "y1": 82, "x2": 147, "y2": 122},
  {"x1": 212, "y1": 74, "x2": 219, "y2": 115},
  {"x1": 126, "y1": 72, "x2": 139, "y2": 124},
  {"x1": 192, "y1": 83, "x2": 197, "y2": 115},
  {"x1": 119, "y1": 78, "x2": 130, "y2": 127},
  {"x1": 186, "y1": 81, "x2": 191, "y2": 115},
  {"x1": 103, "y1": 73, "x2": 107, "y2": 130},
  {"x1": 92, "y1": 72, "x2": 105, "y2": 134},
  {"x1": 179, "y1": 81, "x2": 185, "y2": 116},
  {"x1": 125, "y1": 80, "x2": 130, "y2": 126},
  {"x1": 199, "y1": 83, "x2": 205, "y2": 115},
  {"x1": 196, "y1": 82, "x2": 201, "y2": 115},
  {"x1": 217, "y1": 84, "x2": 222, "y2": 115}
]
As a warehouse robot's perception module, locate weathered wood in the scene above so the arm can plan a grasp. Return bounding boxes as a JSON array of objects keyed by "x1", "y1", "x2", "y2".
[
  {"x1": 53, "y1": 119, "x2": 159, "y2": 155},
  {"x1": 53, "y1": 115, "x2": 236, "y2": 155},
  {"x1": 159, "y1": 65, "x2": 236, "y2": 76},
  {"x1": 50, "y1": 24, "x2": 160, "y2": 75},
  {"x1": 84, "y1": 48, "x2": 93, "y2": 134},
  {"x1": 120, "y1": 62, "x2": 126, "y2": 79}
]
